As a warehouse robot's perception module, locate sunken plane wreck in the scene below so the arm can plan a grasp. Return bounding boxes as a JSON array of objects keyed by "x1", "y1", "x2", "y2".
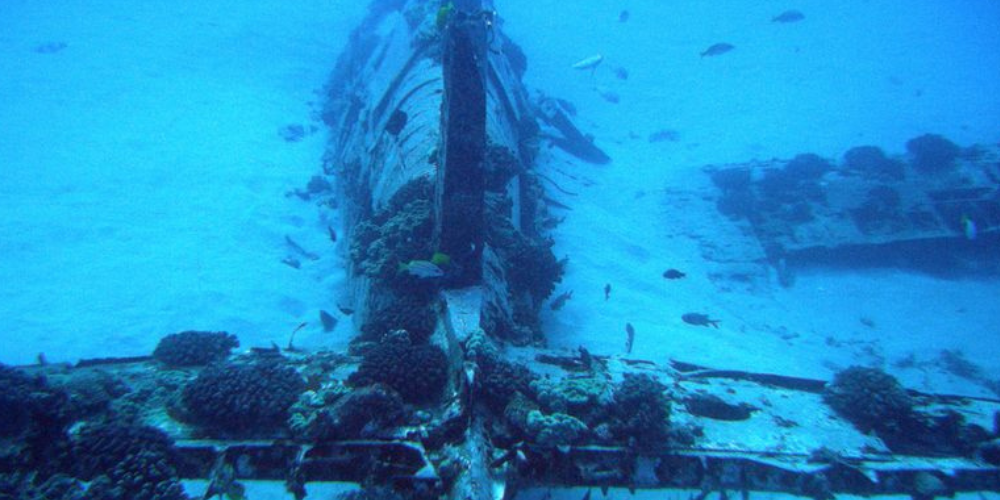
[
  {"x1": 704, "y1": 136, "x2": 1000, "y2": 284},
  {"x1": 3, "y1": 1, "x2": 1000, "y2": 500}
]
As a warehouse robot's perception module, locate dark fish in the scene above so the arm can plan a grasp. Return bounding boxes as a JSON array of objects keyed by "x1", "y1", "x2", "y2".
[
  {"x1": 251, "y1": 342, "x2": 283, "y2": 356},
  {"x1": 649, "y1": 129, "x2": 680, "y2": 143},
  {"x1": 598, "y1": 89, "x2": 620, "y2": 104},
  {"x1": 663, "y1": 269, "x2": 686, "y2": 279},
  {"x1": 550, "y1": 290, "x2": 573, "y2": 310},
  {"x1": 614, "y1": 66, "x2": 629, "y2": 80},
  {"x1": 604, "y1": 283, "x2": 611, "y2": 301},
  {"x1": 337, "y1": 304, "x2": 355, "y2": 315},
  {"x1": 319, "y1": 310, "x2": 337, "y2": 332},
  {"x1": 625, "y1": 323, "x2": 635, "y2": 354},
  {"x1": 287, "y1": 322, "x2": 308, "y2": 351},
  {"x1": 682, "y1": 313, "x2": 720, "y2": 328},
  {"x1": 772, "y1": 10, "x2": 805, "y2": 23},
  {"x1": 555, "y1": 98, "x2": 577, "y2": 116},
  {"x1": 700, "y1": 43, "x2": 734, "y2": 57},
  {"x1": 618, "y1": 10, "x2": 630, "y2": 23},
  {"x1": 34, "y1": 41, "x2": 68, "y2": 54},
  {"x1": 327, "y1": 226, "x2": 337, "y2": 243},
  {"x1": 285, "y1": 235, "x2": 319, "y2": 260}
]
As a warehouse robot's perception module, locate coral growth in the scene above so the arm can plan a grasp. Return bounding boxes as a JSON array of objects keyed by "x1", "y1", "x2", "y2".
[
  {"x1": 785, "y1": 153, "x2": 832, "y2": 181},
  {"x1": 181, "y1": 361, "x2": 305, "y2": 434},
  {"x1": 347, "y1": 332, "x2": 449, "y2": 404},
  {"x1": 474, "y1": 353, "x2": 537, "y2": 412},
  {"x1": 709, "y1": 167, "x2": 752, "y2": 192},
  {"x1": 73, "y1": 422, "x2": 187, "y2": 500},
  {"x1": 484, "y1": 144, "x2": 523, "y2": 191},
  {"x1": 0, "y1": 473, "x2": 84, "y2": 500},
  {"x1": 759, "y1": 154, "x2": 830, "y2": 206},
  {"x1": 610, "y1": 374, "x2": 671, "y2": 451},
  {"x1": 842, "y1": 145, "x2": 905, "y2": 181},
  {"x1": 531, "y1": 375, "x2": 610, "y2": 416},
  {"x1": 850, "y1": 185, "x2": 904, "y2": 234},
  {"x1": 485, "y1": 194, "x2": 563, "y2": 302},
  {"x1": 359, "y1": 292, "x2": 438, "y2": 343},
  {"x1": 466, "y1": 330, "x2": 537, "y2": 411},
  {"x1": 0, "y1": 364, "x2": 70, "y2": 438},
  {"x1": 525, "y1": 410, "x2": 588, "y2": 447},
  {"x1": 906, "y1": 133, "x2": 960, "y2": 174},
  {"x1": 822, "y1": 366, "x2": 914, "y2": 434},
  {"x1": 289, "y1": 384, "x2": 406, "y2": 440},
  {"x1": 350, "y1": 178, "x2": 435, "y2": 283},
  {"x1": 152, "y1": 331, "x2": 239, "y2": 367}
]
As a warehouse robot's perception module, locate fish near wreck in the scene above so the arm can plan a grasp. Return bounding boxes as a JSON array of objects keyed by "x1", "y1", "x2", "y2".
[
  {"x1": 399, "y1": 260, "x2": 444, "y2": 278},
  {"x1": 682, "y1": 313, "x2": 720, "y2": 328},
  {"x1": 571, "y1": 53, "x2": 604, "y2": 71},
  {"x1": 662, "y1": 269, "x2": 686, "y2": 280},
  {"x1": 700, "y1": 43, "x2": 734, "y2": 57},
  {"x1": 772, "y1": 10, "x2": 805, "y2": 23},
  {"x1": 550, "y1": 290, "x2": 573, "y2": 310},
  {"x1": 625, "y1": 323, "x2": 635, "y2": 354},
  {"x1": 399, "y1": 252, "x2": 450, "y2": 278}
]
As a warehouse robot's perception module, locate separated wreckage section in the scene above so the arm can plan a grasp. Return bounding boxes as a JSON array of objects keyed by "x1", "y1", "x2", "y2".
[
  {"x1": 704, "y1": 138, "x2": 1000, "y2": 282},
  {"x1": 3, "y1": 1, "x2": 999, "y2": 500}
]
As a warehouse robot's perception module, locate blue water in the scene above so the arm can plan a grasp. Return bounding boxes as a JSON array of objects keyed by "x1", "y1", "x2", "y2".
[{"x1": 2, "y1": 1, "x2": 1000, "y2": 499}]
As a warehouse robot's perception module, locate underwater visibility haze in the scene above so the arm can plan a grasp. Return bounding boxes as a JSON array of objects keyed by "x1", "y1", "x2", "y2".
[{"x1": 1, "y1": 0, "x2": 1000, "y2": 499}]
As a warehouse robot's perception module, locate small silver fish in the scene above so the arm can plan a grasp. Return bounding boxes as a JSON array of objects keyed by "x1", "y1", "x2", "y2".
[
  {"x1": 571, "y1": 53, "x2": 604, "y2": 70},
  {"x1": 400, "y1": 260, "x2": 444, "y2": 278}
]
